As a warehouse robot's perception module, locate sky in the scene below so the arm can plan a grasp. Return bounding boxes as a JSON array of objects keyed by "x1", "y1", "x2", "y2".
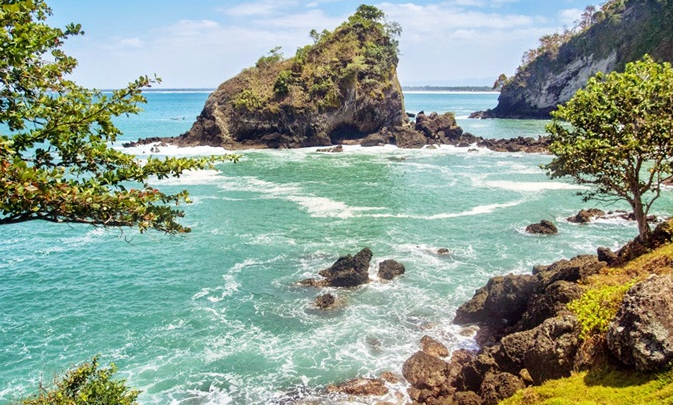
[{"x1": 48, "y1": 0, "x2": 598, "y2": 89}]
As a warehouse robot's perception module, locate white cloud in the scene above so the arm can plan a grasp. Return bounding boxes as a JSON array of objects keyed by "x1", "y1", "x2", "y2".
[
  {"x1": 558, "y1": 8, "x2": 582, "y2": 25},
  {"x1": 118, "y1": 37, "x2": 143, "y2": 48}
]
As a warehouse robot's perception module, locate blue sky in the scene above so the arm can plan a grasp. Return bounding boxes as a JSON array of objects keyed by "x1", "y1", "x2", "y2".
[{"x1": 49, "y1": 0, "x2": 598, "y2": 89}]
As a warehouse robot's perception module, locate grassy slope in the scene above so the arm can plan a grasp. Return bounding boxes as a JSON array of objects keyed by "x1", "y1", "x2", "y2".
[{"x1": 502, "y1": 242, "x2": 673, "y2": 405}]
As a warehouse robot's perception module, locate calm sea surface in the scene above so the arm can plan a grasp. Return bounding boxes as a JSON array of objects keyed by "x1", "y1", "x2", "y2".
[{"x1": 1, "y1": 92, "x2": 667, "y2": 404}]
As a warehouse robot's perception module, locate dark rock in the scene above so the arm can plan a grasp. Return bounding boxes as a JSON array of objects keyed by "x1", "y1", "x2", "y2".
[
  {"x1": 318, "y1": 248, "x2": 373, "y2": 287},
  {"x1": 380, "y1": 371, "x2": 400, "y2": 384},
  {"x1": 574, "y1": 335, "x2": 611, "y2": 371},
  {"x1": 392, "y1": 126, "x2": 428, "y2": 149},
  {"x1": 535, "y1": 255, "x2": 606, "y2": 288},
  {"x1": 525, "y1": 220, "x2": 558, "y2": 235},
  {"x1": 360, "y1": 131, "x2": 391, "y2": 147},
  {"x1": 377, "y1": 259, "x2": 406, "y2": 280},
  {"x1": 480, "y1": 372, "x2": 525, "y2": 405},
  {"x1": 314, "y1": 293, "x2": 336, "y2": 309},
  {"x1": 455, "y1": 391, "x2": 483, "y2": 405},
  {"x1": 437, "y1": 248, "x2": 451, "y2": 255},
  {"x1": 613, "y1": 219, "x2": 673, "y2": 264},
  {"x1": 517, "y1": 281, "x2": 584, "y2": 330},
  {"x1": 607, "y1": 275, "x2": 673, "y2": 371},
  {"x1": 567, "y1": 208, "x2": 606, "y2": 223},
  {"x1": 421, "y1": 335, "x2": 449, "y2": 358},
  {"x1": 597, "y1": 246, "x2": 618, "y2": 266},
  {"x1": 325, "y1": 377, "x2": 388, "y2": 396},
  {"x1": 316, "y1": 145, "x2": 343, "y2": 153},
  {"x1": 477, "y1": 136, "x2": 550, "y2": 153},
  {"x1": 454, "y1": 273, "x2": 540, "y2": 328}
]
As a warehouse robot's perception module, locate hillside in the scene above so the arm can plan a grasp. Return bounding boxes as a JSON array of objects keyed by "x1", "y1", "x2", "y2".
[
  {"x1": 174, "y1": 5, "x2": 406, "y2": 149},
  {"x1": 479, "y1": 0, "x2": 673, "y2": 119}
]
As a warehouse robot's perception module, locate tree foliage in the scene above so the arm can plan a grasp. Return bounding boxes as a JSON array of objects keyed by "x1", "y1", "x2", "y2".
[
  {"x1": 0, "y1": 0, "x2": 237, "y2": 234},
  {"x1": 19, "y1": 357, "x2": 139, "y2": 405},
  {"x1": 545, "y1": 56, "x2": 673, "y2": 239}
]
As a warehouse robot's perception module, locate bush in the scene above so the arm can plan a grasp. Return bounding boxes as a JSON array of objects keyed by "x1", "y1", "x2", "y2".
[
  {"x1": 568, "y1": 282, "x2": 634, "y2": 339},
  {"x1": 19, "y1": 357, "x2": 139, "y2": 405}
]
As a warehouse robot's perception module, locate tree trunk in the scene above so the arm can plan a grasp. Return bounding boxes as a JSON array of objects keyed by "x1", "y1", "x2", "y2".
[{"x1": 631, "y1": 195, "x2": 652, "y2": 241}]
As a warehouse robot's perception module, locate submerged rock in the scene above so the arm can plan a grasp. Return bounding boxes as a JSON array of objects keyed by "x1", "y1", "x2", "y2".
[
  {"x1": 567, "y1": 208, "x2": 606, "y2": 223},
  {"x1": 314, "y1": 293, "x2": 337, "y2": 309}
]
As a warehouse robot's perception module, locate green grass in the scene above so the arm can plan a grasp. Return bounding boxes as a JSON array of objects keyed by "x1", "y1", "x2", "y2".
[{"x1": 501, "y1": 367, "x2": 673, "y2": 405}]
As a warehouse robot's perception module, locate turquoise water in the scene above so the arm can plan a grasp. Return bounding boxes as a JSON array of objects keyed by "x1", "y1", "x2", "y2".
[{"x1": 1, "y1": 92, "x2": 668, "y2": 404}]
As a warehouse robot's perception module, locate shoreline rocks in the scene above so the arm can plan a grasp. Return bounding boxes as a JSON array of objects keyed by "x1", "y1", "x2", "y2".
[{"x1": 525, "y1": 220, "x2": 558, "y2": 235}]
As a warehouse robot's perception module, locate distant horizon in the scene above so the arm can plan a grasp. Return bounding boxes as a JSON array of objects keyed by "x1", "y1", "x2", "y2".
[{"x1": 50, "y1": 0, "x2": 600, "y2": 89}]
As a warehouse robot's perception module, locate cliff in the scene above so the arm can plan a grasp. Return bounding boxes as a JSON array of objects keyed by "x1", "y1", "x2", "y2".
[
  {"x1": 480, "y1": 0, "x2": 673, "y2": 119},
  {"x1": 174, "y1": 6, "x2": 406, "y2": 149}
]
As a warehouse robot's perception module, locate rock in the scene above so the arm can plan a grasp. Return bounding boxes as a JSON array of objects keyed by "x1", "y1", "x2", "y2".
[
  {"x1": 415, "y1": 112, "x2": 462, "y2": 142},
  {"x1": 534, "y1": 255, "x2": 606, "y2": 288},
  {"x1": 480, "y1": 372, "x2": 525, "y2": 405},
  {"x1": 477, "y1": 136, "x2": 550, "y2": 153},
  {"x1": 517, "y1": 280, "x2": 584, "y2": 330},
  {"x1": 525, "y1": 220, "x2": 558, "y2": 235},
  {"x1": 567, "y1": 208, "x2": 606, "y2": 223},
  {"x1": 377, "y1": 259, "x2": 406, "y2": 280},
  {"x1": 494, "y1": 315, "x2": 580, "y2": 384},
  {"x1": 402, "y1": 351, "x2": 451, "y2": 390},
  {"x1": 455, "y1": 352, "x2": 498, "y2": 394},
  {"x1": 325, "y1": 377, "x2": 388, "y2": 397},
  {"x1": 314, "y1": 293, "x2": 336, "y2": 309},
  {"x1": 421, "y1": 335, "x2": 449, "y2": 358},
  {"x1": 318, "y1": 248, "x2": 373, "y2": 287},
  {"x1": 298, "y1": 278, "x2": 329, "y2": 288},
  {"x1": 316, "y1": 145, "x2": 343, "y2": 153},
  {"x1": 380, "y1": 371, "x2": 400, "y2": 384},
  {"x1": 454, "y1": 273, "x2": 540, "y2": 328},
  {"x1": 173, "y1": 9, "x2": 406, "y2": 150},
  {"x1": 391, "y1": 126, "x2": 429, "y2": 149},
  {"x1": 455, "y1": 391, "x2": 483, "y2": 405},
  {"x1": 607, "y1": 275, "x2": 673, "y2": 371},
  {"x1": 360, "y1": 131, "x2": 391, "y2": 147},
  {"x1": 437, "y1": 248, "x2": 451, "y2": 255},
  {"x1": 597, "y1": 246, "x2": 618, "y2": 266}
]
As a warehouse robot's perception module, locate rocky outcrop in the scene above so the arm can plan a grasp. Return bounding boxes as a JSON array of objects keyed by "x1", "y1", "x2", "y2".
[
  {"x1": 325, "y1": 377, "x2": 388, "y2": 397},
  {"x1": 567, "y1": 208, "x2": 606, "y2": 223},
  {"x1": 317, "y1": 248, "x2": 373, "y2": 287},
  {"x1": 525, "y1": 220, "x2": 558, "y2": 235},
  {"x1": 607, "y1": 275, "x2": 673, "y2": 371},
  {"x1": 377, "y1": 259, "x2": 406, "y2": 280},
  {"x1": 475, "y1": 0, "x2": 673, "y2": 118},
  {"x1": 314, "y1": 293, "x2": 337, "y2": 309},
  {"x1": 421, "y1": 335, "x2": 450, "y2": 358},
  {"x1": 171, "y1": 7, "x2": 406, "y2": 149}
]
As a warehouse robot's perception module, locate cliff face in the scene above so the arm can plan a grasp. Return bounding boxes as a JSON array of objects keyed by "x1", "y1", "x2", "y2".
[
  {"x1": 176, "y1": 8, "x2": 406, "y2": 149},
  {"x1": 485, "y1": 0, "x2": 673, "y2": 119}
]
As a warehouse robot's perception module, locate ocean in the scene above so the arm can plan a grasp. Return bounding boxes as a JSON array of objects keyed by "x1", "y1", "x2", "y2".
[{"x1": 0, "y1": 91, "x2": 667, "y2": 404}]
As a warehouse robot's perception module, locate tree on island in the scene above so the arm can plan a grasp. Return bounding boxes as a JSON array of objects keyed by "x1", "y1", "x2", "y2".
[
  {"x1": 0, "y1": 0, "x2": 237, "y2": 235},
  {"x1": 545, "y1": 56, "x2": 673, "y2": 240}
]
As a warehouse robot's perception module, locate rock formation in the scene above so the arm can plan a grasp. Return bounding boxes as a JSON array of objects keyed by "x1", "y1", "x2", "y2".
[
  {"x1": 475, "y1": 0, "x2": 673, "y2": 118},
  {"x1": 377, "y1": 259, "x2": 406, "y2": 280},
  {"x1": 525, "y1": 220, "x2": 558, "y2": 235},
  {"x1": 172, "y1": 7, "x2": 405, "y2": 149}
]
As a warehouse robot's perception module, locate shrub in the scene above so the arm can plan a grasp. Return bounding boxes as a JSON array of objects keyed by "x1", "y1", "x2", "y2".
[
  {"x1": 19, "y1": 357, "x2": 139, "y2": 405},
  {"x1": 568, "y1": 282, "x2": 635, "y2": 339}
]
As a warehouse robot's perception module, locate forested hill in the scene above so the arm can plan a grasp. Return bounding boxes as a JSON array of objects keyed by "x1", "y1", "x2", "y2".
[{"x1": 480, "y1": 0, "x2": 673, "y2": 119}]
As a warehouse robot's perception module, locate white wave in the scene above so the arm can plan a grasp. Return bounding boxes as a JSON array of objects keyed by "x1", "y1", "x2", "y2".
[
  {"x1": 150, "y1": 169, "x2": 222, "y2": 186},
  {"x1": 483, "y1": 180, "x2": 588, "y2": 192},
  {"x1": 367, "y1": 200, "x2": 523, "y2": 219}
]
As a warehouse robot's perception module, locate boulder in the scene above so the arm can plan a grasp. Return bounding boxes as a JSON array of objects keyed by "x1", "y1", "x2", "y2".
[
  {"x1": 597, "y1": 246, "x2": 618, "y2": 266},
  {"x1": 325, "y1": 377, "x2": 388, "y2": 397},
  {"x1": 517, "y1": 280, "x2": 584, "y2": 331},
  {"x1": 377, "y1": 259, "x2": 406, "y2": 280},
  {"x1": 318, "y1": 247, "x2": 373, "y2": 287},
  {"x1": 455, "y1": 391, "x2": 483, "y2": 405},
  {"x1": 480, "y1": 372, "x2": 525, "y2": 405},
  {"x1": 421, "y1": 335, "x2": 450, "y2": 358},
  {"x1": 567, "y1": 208, "x2": 606, "y2": 223},
  {"x1": 525, "y1": 220, "x2": 558, "y2": 235},
  {"x1": 454, "y1": 274, "x2": 540, "y2": 328},
  {"x1": 314, "y1": 293, "x2": 336, "y2": 309},
  {"x1": 607, "y1": 275, "x2": 673, "y2": 371},
  {"x1": 455, "y1": 352, "x2": 499, "y2": 394},
  {"x1": 402, "y1": 351, "x2": 451, "y2": 390}
]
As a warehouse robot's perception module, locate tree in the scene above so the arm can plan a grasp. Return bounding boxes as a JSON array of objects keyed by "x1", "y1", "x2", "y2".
[
  {"x1": 353, "y1": 4, "x2": 385, "y2": 22},
  {"x1": 492, "y1": 73, "x2": 508, "y2": 91},
  {"x1": 0, "y1": 0, "x2": 237, "y2": 234},
  {"x1": 544, "y1": 56, "x2": 673, "y2": 240},
  {"x1": 20, "y1": 356, "x2": 139, "y2": 405}
]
